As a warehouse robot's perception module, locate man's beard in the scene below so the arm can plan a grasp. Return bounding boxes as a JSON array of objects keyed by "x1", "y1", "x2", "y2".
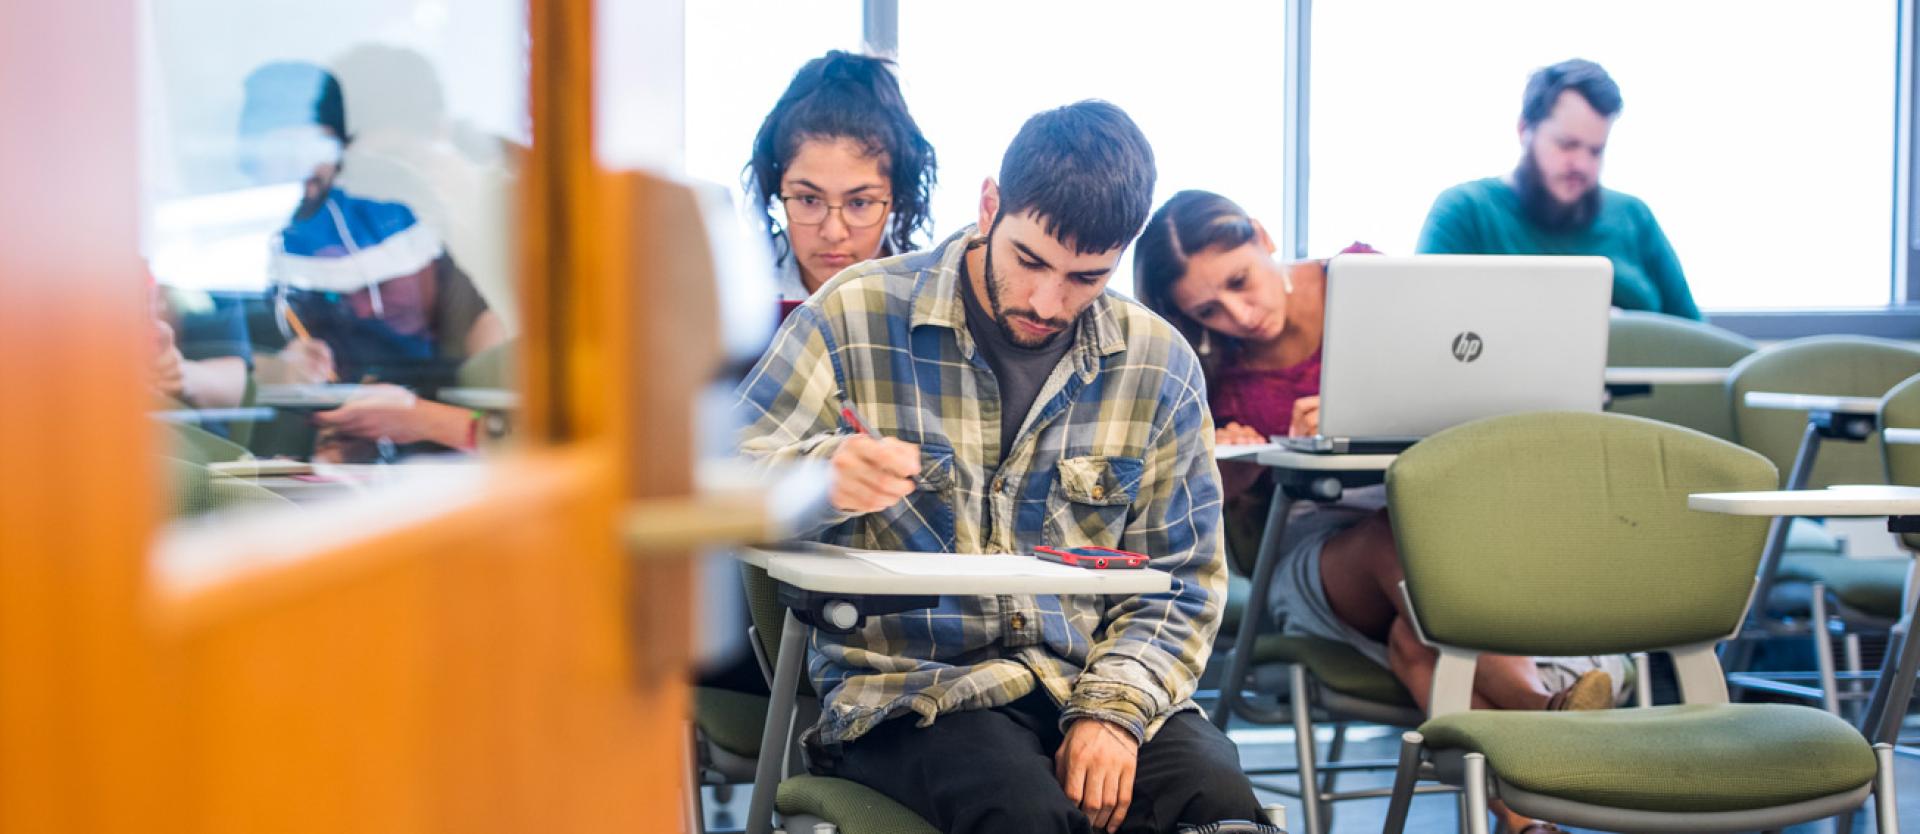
[
  {"x1": 1514, "y1": 151, "x2": 1601, "y2": 233},
  {"x1": 981, "y1": 224, "x2": 1074, "y2": 349}
]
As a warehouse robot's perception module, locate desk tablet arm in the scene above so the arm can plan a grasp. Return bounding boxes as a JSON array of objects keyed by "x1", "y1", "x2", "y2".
[
  {"x1": 777, "y1": 583, "x2": 939, "y2": 635},
  {"x1": 1604, "y1": 382, "x2": 1653, "y2": 401},
  {"x1": 1812, "y1": 410, "x2": 1877, "y2": 440}
]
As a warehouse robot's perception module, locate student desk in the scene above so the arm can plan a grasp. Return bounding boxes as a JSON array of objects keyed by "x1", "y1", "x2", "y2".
[
  {"x1": 735, "y1": 546, "x2": 1171, "y2": 834},
  {"x1": 1736, "y1": 392, "x2": 1886, "y2": 633},
  {"x1": 234, "y1": 461, "x2": 481, "y2": 504},
  {"x1": 1211, "y1": 448, "x2": 1396, "y2": 729},
  {"x1": 1602, "y1": 366, "x2": 1731, "y2": 400},
  {"x1": 255, "y1": 383, "x2": 367, "y2": 409},
  {"x1": 1689, "y1": 486, "x2": 1920, "y2": 750},
  {"x1": 438, "y1": 387, "x2": 519, "y2": 411},
  {"x1": 153, "y1": 406, "x2": 278, "y2": 425}
]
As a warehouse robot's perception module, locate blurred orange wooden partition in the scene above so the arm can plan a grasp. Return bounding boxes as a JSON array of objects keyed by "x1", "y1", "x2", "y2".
[{"x1": 0, "y1": 1, "x2": 710, "y2": 832}]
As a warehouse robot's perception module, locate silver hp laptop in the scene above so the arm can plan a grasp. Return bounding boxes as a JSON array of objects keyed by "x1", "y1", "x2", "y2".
[{"x1": 1283, "y1": 254, "x2": 1612, "y2": 454}]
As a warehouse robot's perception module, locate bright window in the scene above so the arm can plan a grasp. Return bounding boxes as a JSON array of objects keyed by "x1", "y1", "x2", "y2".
[
  {"x1": 1308, "y1": 0, "x2": 1897, "y2": 309},
  {"x1": 682, "y1": 1, "x2": 865, "y2": 212},
  {"x1": 897, "y1": 1, "x2": 1290, "y2": 296}
]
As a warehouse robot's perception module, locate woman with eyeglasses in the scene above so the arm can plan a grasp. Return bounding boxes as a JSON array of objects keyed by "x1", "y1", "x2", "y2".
[{"x1": 746, "y1": 50, "x2": 937, "y2": 300}]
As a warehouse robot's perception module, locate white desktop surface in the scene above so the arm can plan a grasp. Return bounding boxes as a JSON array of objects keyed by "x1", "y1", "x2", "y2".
[
  {"x1": 1688, "y1": 485, "x2": 1920, "y2": 517},
  {"x1": 738, "y1": 546, "x2": 1171, "y2": 596},
  {"x1": 1253, "y1": 448, "x2": 1398, "y2": 472},
  {"x1": 1742, "y1": 391, "x2": 1882, "y2": 415},
  {"x1": 255, "y1": 383, "x2": 365, "y2": 408},
  {"x1": 1603, "y1": 366, "x2": 1731, "y2": 385},
  {"x1": 1883, "y1": 427, "x2": 1920, "y2": 446},
  {"x1": 1216, "y1": 442, "x2": 1284, "y2": 462},
  {"x1": 439, "y1": 387, "x2": 520, "y2": 411}
]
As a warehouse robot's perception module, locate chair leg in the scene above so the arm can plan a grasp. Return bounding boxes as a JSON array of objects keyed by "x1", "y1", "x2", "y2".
[
  {"x1": 1874, "y1": 743, "x2": 1900, "y2": 834},
  {"x1": 1382, "y1": 731, "x2": 1424, "y2": 834},
  {"x1": 1813, "y1": 583, "x2": 1842, "y2": 715},
  {"x1": 1456, "y1": 790, "x2": 1471, "y2": 834},
  {"x1": 1846, "y1": 632, "x2": 1866, "y2": 721},
  {"x1": 1462, "y1": 753, "x2": 1490, "y2": 834},
  {"x1": 1289, "y1": 664, "x2": 1325, "y2": 834},
  {"x1": 684, "y1": 722, "x2": 709, "y2": 834},
  {"x1": 1839, "y1": 809, "x2": 1858, "y2": 834},
  {"x1": 1321, "y1": 722, "x2": 1346, "y2": 833}
]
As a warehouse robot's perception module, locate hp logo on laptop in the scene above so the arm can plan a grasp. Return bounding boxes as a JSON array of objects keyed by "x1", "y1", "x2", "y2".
[{"x1": 1451, "y1": 332, "x2": 1484, "y2": 363}]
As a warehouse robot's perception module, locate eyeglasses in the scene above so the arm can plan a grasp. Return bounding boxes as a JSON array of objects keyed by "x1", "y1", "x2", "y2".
[{"x1": 778, "y1": 194, "x2": 893, "y2": 228}]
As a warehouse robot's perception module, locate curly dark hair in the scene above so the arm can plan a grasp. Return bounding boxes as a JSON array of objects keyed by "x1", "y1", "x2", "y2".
[{"x1": 746, "y1": 51, "x2": 937, "y2": 261}]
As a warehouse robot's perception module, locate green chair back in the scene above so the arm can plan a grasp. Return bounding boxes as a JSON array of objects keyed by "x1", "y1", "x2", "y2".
[
  {"x1": 167, "y1": 422, "x2": 251, "y2": 465},
  {"x1": 165, "y1": 457, "x2": 295, "y2": 518},
  {"x1": 1729, "y1": 336, "x2": 1920, "y2": 488},
  {"x1": 1880, "y1": 373, "x2": 1920, "y2": 550},
  {"x1": 1387, "y1": 412, "x2": 1776, "y2": 656},
  {"x1": 1606, "y1": 311, "x2": 1756, "y2": 440},
  {"x1": 742, "y1": 561, "x2": 814, "y2": 697},
  {"x1": 226, "y1": 373, "x2": 259, "y2": 449},
  {"x1": 458, "y1": 340, "x2": 517, "y2": 389}
]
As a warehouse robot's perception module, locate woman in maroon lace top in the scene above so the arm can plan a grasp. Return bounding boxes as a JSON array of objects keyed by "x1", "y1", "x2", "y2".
[{"x1": 1136, "y1": 190, "x2": 1624, "y2": 834}]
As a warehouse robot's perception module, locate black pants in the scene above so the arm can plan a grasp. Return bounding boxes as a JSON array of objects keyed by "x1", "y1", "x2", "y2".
[{"x1": 822, "y1": 692, "x2": 1263, "y2": 834}]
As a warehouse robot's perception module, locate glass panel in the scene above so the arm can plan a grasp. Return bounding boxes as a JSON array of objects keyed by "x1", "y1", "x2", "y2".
[
  {"x1": 1309, "y1": 0, "x2": 1896, "y2": 309},
  {"x1": 897, "y1": 1, "x2": 1289, "y2": 296},
  {"x1": 142, "y1": 0, "x2": 527, "y2": 520}
]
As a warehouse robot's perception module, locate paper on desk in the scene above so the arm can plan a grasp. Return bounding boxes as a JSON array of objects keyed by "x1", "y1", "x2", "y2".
[{"x1": 847, "y1": 551, "x2": 1080, "y2": 578}]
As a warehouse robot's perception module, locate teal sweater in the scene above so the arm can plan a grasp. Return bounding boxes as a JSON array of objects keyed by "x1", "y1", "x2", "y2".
[{"x1": 1415, "y1": 177, "x2": 1700, "y2": 320}]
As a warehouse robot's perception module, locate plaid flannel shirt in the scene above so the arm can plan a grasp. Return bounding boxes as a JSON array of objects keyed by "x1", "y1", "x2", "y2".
[{"x1": 735, "y1": 228, "x2": 1227, "y2": 750}]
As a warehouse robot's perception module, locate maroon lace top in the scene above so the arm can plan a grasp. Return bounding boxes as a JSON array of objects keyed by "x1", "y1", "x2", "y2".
[{"x1": 1210, "y1": 348, "x2": 1321, "y2": 439}]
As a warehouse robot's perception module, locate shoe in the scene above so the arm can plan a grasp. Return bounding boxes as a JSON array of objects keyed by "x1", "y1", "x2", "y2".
[{"x1": 1544, "y1": 669, "x2": 1613, "y2": 711}]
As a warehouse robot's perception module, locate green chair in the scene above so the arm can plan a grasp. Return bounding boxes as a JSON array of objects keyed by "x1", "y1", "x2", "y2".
[
  {"x1": 457, "y1": 340, "x2": 518, "y2": 389},
  {"x1": 1725, "y1": 338, "x2": 1920, "y2": 709},
  {"x1": 691, "y1": 685, "x2": 765, "y2": 825},
  {"x1": 738, "y1": 563, "x2": 937, "y2": 834},
  {"x1": 1379, "y1": 412, "x2": 1894, "y2": 834},
  {"x1": 167, "y1": 422, "x2": 252, "y2": 466},
  {"x1": 1210, "y1": 474, "x2": 1448, "y2": 834},
  {"x1": 164, "y1": 457, "x2": 295, "y2": 518},
  {"x1": 1213, "y1": 478, "x2": 1443, "y2": 830},
  {"x1": 1606, "y1": 310, "x2": 1756, "y2": 441}
]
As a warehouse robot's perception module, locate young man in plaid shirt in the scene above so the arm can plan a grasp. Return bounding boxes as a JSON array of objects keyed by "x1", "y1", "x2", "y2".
[{"x1": 737, "y1": 101, "x2": 1260, "y2": 834}]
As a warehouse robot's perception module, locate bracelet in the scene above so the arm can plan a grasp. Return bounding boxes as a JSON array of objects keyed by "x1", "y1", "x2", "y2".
[{"x1": 467, "y1": 409, "x2": 484, "y2": 451}]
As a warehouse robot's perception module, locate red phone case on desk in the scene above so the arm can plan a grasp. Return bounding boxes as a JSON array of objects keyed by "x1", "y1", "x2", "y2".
[{"x1": 1033, "y1": 545, "x2": 1149, "y2": 570}]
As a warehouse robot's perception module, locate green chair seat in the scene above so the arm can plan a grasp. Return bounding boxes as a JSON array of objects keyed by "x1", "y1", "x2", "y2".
[
  {"x1": 1252, "y1": 634, "x2": 1416, "y2": 708},
  {"x1": 1420, "y1": 703, "x2": 1876, "y2": 813},
  {"x1": 693, "y1": 686, "x2": 767, "y2": 759},
  {"x1": 775, "y1": 774, "x2": 939, "y2": 834},
  {"x1": 1779, "y1": 553, "x2": 1912, "y2": 618}
]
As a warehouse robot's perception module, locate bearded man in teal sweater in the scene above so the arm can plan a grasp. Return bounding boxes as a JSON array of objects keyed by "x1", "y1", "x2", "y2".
[{"x1": 1417, "y1": 59, "x2": 1701, "y2": 320}]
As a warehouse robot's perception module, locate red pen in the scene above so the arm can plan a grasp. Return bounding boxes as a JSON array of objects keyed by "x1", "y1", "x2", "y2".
[{"x1": 837, "y1": 391, "x2": 882, "y2": 440}]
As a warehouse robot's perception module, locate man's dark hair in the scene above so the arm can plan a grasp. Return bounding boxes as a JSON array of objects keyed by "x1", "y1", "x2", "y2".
[
  {"x1": 1520, "y1": 59, "x2": 1622, "y2": 128},
  {"x1": 996, "y1": 100, "x2": 1156, "y2": 255},
  {"x1": 746, "y1": 50, "x2": 937, "y2": 259}
]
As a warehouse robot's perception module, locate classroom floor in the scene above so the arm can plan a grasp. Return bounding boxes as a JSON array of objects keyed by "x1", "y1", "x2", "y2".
[{"x1": 699, "y1": 712, "x2": 1920, "y2": 833}]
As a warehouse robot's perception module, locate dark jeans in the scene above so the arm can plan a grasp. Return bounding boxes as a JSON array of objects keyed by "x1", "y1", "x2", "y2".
[{"x1": 822, "y1": 692, "x2": 1262, "y2": 834}]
